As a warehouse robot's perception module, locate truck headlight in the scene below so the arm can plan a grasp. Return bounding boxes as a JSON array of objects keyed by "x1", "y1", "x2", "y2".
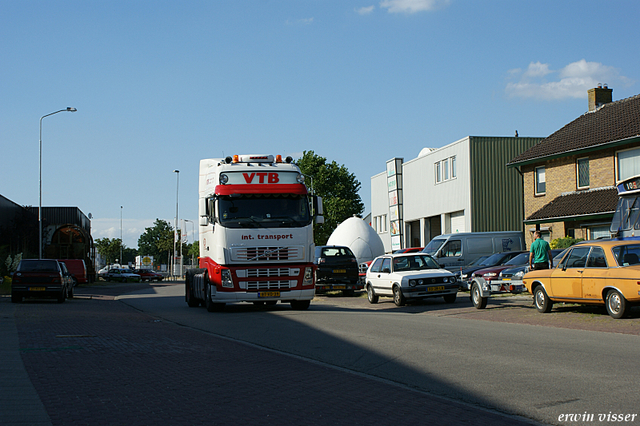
[
  {"x1": 221, "y1": 269, "x2": 233, "y2": 288},
  {"x1": 303, "y1": 267, "x2": 313, "y2": 285}
]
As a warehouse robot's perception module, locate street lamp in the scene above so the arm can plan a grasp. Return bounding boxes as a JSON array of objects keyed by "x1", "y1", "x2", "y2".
[
  {"x1": 39, "y1": 107, "x2": 77, "y2": 259},
  {"x1": 173, "y1": 170, "x2": 180, "y2": 278},
  {"x1": 120, "y1": 206, "x2": 123, "y2": 265}
]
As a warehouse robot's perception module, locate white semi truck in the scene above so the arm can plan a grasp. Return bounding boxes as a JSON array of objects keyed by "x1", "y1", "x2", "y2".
[{"x1": 185, "y1": 154, "x2": 323, "y2": 311}]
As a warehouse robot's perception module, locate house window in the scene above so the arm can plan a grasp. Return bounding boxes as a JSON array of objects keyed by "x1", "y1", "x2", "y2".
[
  {"x1": 373, "y1": 214, "x2": 388, "y2": 234},
  {"x1": 617, "y1": 147, "x2": 640, "y2": 181},
  {"x1": 535, "y1": 166, "x2": 546, "y2": 195},
  {"x1": 577, "y1": 158, "x2": 590, "y2": 189},
  {"x1": 435, "y1": 156, "x2": 457, "y2": 184}
]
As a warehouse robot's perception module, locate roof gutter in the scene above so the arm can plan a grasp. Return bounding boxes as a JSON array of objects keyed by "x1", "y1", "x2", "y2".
[
  {"x1": 523, "y1": 211, "x2": 615, "y2": 225},
  {"x1": 507, "y1": 135, "x2": 640, "y2": 168}
]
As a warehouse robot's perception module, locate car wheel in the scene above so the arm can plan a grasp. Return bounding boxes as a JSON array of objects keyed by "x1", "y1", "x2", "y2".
[
  {"x1": 534, "y1": 285, "x2": 553, "y2": 313},
  {"x1": 68, "y1": 285, "x2": 74, "y2": 299},
  {"x1": 366, "y1": 284, "x2": 379, "y2": 304},
  {"x1": 393, "y1": 285, "x2": 406, "y2": 307},
  {"x1": 606, "y1": 289, "x2": 629, "y2": 319},
  {"x1": 57, "y1": 287, "x2": 66, "y2": 303},
  {"x1": 291, "y1": 300, "x2": 310, "y2": 310},
  {"x1": 11, "y1": 292, "x2": 22, "y2": 303},
  {"x1": 471, "y1": 282, "x2": 487, "y2": 309},
  {"x1": 443, "y1": 293, "x2": 457, "y2": 304}
]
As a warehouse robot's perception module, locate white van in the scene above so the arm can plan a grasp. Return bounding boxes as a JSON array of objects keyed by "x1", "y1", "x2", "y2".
[{"x1": 422, "y1": 232, "x2": 525, "y2": 271}]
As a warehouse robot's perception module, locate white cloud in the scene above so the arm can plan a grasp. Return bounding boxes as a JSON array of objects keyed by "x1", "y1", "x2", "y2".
[
  {"x1": 506, "y1": 59, "x2": 631, "y2": 100},
  {"x1": 356, "y1": 5, "x2": 375, "y2": 15},
  {"x1": 380, "y1": 0, "x2": 450, "y2": 13},
  {"x1": 92, "y1": 218, "x2": 158, "y2": 248}
]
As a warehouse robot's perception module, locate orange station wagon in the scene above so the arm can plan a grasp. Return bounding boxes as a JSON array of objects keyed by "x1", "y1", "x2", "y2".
[{"x1": 523, "y1": 240, "x2": 640, "y2": 318}]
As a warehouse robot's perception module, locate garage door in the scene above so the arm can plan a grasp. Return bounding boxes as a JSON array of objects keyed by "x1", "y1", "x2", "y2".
[{"x1": 450, "y1": 211, "x2": 465, "y2": 233}]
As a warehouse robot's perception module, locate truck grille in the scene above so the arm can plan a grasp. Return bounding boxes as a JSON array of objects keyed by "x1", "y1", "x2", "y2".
[
  {"x1": 246, "y1": 280, "x2": 294, "y2": 290},
  {"x1": 232, "y1": 246, "x2": 303, "y2": 262},
  {"x1": 245, "y1": 268, "x2": 297, "y2": 278}
]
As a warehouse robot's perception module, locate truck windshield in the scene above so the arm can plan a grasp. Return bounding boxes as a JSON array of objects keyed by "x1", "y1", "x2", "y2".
[{"x1": 218, "y1": 194, "x2": 311, "y2": 228}]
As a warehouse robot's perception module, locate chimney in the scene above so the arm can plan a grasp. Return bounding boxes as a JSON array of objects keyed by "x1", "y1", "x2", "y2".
[{"x1": 588, "y1": 84, "x2": 613, "y2": 111}]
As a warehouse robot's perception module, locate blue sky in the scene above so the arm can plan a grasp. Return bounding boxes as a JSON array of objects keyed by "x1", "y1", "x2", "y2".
[{"x1": 2, "y1": 0, "x2": 638, "y2": 248}]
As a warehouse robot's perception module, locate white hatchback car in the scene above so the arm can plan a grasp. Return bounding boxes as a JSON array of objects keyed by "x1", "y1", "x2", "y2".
[{"x1": 365, "y1": 253, "x2": 458, "y2": 306}]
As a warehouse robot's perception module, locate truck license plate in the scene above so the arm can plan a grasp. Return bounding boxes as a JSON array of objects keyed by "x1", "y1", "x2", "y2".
[
  {"x1": 258, "y1": 291, "x2": 280, "y2": 298},
  {"x1": 428, "y1": 286, "x2": 445, "y2": 292},
  {"x1": 333, "y1": 269, "x2": 346, "y2": 273}
]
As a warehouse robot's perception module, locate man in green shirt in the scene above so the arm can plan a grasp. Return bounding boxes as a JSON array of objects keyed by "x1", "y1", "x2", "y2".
[{"x1": 529, "y1": 231, "x2": 553, "y2": 270}]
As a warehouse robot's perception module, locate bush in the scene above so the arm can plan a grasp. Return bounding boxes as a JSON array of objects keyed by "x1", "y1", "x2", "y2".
[
  {"x1": 550, "y1": 237, "x2": 584, "y2": 249},
  {"x1": 0, "y1": 276, "x2": 11, "y2": 295}
]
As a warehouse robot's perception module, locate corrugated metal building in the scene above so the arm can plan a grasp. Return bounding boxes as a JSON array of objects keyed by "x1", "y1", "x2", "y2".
[{"x1": 371, "y1": 136, "x2": 543, "y2": 252}]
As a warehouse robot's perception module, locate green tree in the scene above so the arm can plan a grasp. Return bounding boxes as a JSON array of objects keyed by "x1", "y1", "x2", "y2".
[
  {"x1": 95, "y1": 238, "x2": 123, "y2": 265},
  {"x1": 137, "y1": 219, "x2": 175, "y2": 265},
  {"x1": 297, "y1": 151, "x2": 364, "y2": 245}
]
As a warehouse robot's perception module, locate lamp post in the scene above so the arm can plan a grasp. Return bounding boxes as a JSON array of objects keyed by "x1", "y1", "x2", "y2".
[
  {"x1": 120, "y1": 206, "x2": 123, "y2": 266},
  {"x1": 39, "y1": 107, "x2": 77, "y2": 259},
  {"x1": 173, "y1": 170, "x2": 180, "y2": 278},
  {"x1": 183, "y1": 219, "x2": 194, "y2": 266}
]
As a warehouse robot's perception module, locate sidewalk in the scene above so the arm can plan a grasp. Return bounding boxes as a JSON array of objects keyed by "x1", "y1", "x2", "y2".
[{"x1": 1, "y1": 288, "x2": 543, "y2": 426}]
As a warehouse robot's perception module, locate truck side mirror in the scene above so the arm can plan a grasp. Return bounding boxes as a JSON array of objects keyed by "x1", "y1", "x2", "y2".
[
  {"x1": 313, "y1": 195, "x2": 324, "y2": 216},
  {"x1": 199, "y1": 198, "x2": 209, "y2": 226}
]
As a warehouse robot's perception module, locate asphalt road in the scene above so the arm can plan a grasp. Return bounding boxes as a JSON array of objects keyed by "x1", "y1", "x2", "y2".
[{"x1": 119, "y1": 284, "x2": 640, "y2": 426}]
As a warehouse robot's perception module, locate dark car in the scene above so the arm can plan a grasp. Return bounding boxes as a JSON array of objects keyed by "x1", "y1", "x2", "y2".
[
  {"x1": 458, "y1": 251, "x2": 525, "y2": 288},
  {"x1": 11, "y1": 259, "x2": 75, "y2": 303},
  {"x1": 314, "y1": 245, "x2": 361, "y2": 296},
  {"x1": 470, "y1": 252, "x2": 530, "y2": 285},
  {"x1": 133, "y1": 269, "x2": 164, "y2": 282}
]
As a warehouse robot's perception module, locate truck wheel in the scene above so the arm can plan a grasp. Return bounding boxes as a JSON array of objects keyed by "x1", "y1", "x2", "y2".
[
  {"x1": 393, "y1": 285, "x2": 406, "y2": 307},
  {"x1": 205, "y1": 280, "x2": 225, "y2": 312},
  {"x1": 290, "y1": 300, "x2": 310, "y2": 310},
  {"x1": 471, "y1": 283, "x2": 487, "y2": 309},
  {"x1": 443, "y1": 293, "x2": 457, "y2": 304},
  {"x1": 342, "y1": 289, "x2": 354, "y2": 297},
  {"x1": 185, "y1": 270, "x2": 199, "y2": 308},
  {"x1": 533, "y1": 285, "x2": 553, "y2": 313},
  {"x1": 605, "y1": 289, "x2": 629, "y2": 319},
  {"x1": 366, "y1": 284, "x2": 379, "y2": 304}
]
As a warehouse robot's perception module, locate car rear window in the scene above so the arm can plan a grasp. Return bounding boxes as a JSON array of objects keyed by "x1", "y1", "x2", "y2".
[
  {"x1": 321, "y1": 247, "x2": 354, "y2": 258},
  {"x1": 612, "y1": 244, "x2": 640, "y2": 266},
  {"x1": 18, "y1": 260, "x2": 59, "y2": 272}
]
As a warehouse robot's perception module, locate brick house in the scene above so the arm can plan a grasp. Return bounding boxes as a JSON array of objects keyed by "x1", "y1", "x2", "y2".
[{"x1": 508, "y1": 86, "x2": 640, "y2": 246}]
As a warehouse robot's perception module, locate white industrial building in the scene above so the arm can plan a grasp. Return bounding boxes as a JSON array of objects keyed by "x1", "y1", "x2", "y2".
[{"x1": 370, "y1": 136, "x2": 543, "y2": 253}]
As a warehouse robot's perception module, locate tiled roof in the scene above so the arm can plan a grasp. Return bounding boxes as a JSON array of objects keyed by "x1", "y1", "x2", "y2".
[
  {"x1": 509, "y1": 94, "x2": 640, "y2": 166},
  {"x1": 525, "y1": 187, "x2": 618, "y2": 222}
]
